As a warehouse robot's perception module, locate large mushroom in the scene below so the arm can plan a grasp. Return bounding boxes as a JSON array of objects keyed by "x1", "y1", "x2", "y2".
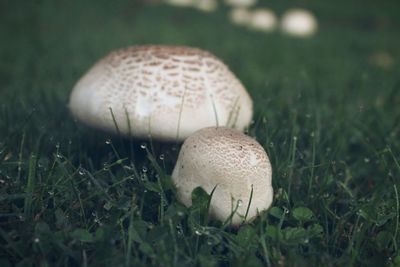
[
  {"x1": 172, "y1": 127, "x2": 273, "y2": 225},
  {"x1": 69, "y1": 45, "x2": 253, "y2": 141}
]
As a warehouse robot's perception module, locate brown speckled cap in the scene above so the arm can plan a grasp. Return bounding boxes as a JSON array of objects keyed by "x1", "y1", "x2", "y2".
[
  {"x1": 172, "y1": 126, "x2": 273, "y2": 225},
  {"x1": 69, "y1": 45, "x2": 253, "y2": 141}
]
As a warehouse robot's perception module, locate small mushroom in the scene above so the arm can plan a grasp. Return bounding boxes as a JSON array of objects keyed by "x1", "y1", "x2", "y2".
[
  {"x1": 69, "y1": 45, "x2": 253, "y2": 141},
  {"x1": 172, "y1": 127, "x2": 273, "y2": 225},
  {"x1": 280, "y1": 8, "x2": 318, "y2": 38},
  {"x1": 248, "y1": 8, "x2": 277, "y2": 32},
  {"x1": 164, "y1": 0, "x2": 194, "y2": 8},
  {"x1": 193, "y1": 0, "x2": 218, "y2": 12},
  {"x1": 229, "y1": 7, "x2": 252, "y2": 26},
  {"x1": 224, "y1": 0, "x2": 257, "y2": 8}
]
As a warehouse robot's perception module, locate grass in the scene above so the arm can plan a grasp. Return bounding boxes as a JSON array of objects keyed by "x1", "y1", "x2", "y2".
[{"x1": 1, "y1": 0, "x2": 400, "y2": 266}]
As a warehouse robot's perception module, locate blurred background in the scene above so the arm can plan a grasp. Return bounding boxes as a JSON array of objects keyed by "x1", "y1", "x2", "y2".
[{"x1": 1, "y1": 1, "x2": 400, "y2": 266}]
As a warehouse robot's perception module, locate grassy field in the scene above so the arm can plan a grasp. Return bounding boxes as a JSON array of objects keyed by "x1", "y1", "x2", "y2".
[{"x1": 1, "y1": 0, "x2": 400, "y2": 266}]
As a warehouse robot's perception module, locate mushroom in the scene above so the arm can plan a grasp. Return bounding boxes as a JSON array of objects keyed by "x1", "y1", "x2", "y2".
[
  {"x1": 280, "y1": 8, "x2": 318, "y2": 38},
  {"x1": 228, "y1": 7, "x2": 252, "y2": 26},
  {"x1": 224, "y1": 0, "x2": 257, "y2": 8},
  {"x1": 193, "y1": 0, "x2": 218, "y2": 12},
  {"x1": 164, "y1": 0, "x2": 194, "y2": 8},
  {"x1": 248, "y1": 8, "x2": 277, "y2": 32},
  {"x1": 69, "y1": 45, "x2": 253, "y2": 141},
  {"x1": 172, "y1": 127, "x2": 273, "y2": 225}
]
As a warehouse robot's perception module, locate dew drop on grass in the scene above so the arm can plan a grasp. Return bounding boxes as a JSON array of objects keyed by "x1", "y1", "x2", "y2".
[
  {"x1": 283, "y1": 207, "x2": 290, "y2": 214},
  {"x1": 105, "y1": 139, "x2": 112, "y2": 145},
  {"x1": 176, "y1": 225, "x2": 183, "y2": 236},
  {"x1": 0, "y1": 179, "x2": 5, "y2": 184},
  {"x1": 48, "y1": 191, "x2": 54, "y2": 196},
  {"x1": 269, "y1": 142, "x2": 274, "y2": 148},
  {"x1": 237, "y1": 200, "x2": 243, "y2": 207},
  {"x1": 78, "y1": 168, "x2": 85, "y2": 176},
  {"x1": 140, "y1": 143, "x2": 147, "y2": 149},
  {"x1": 159, "y1": 154, "x2": 165, "y2": 160},
  {"x1": 103, "y1": 162, "x2": 109, "y2": 171},
  {"x1": 195, "y1": 230, "x2": 202, "y2": 236},
  {"x1": 34, "y1": 238, "x2": 40, "y2": 243},
  {"x1": 56, "y1": 153, "x2": 63, "y2": 159},
  {"x1": 177, "y1": 211, "x2": 184, "y2": 217},
  {"x1": 55, "y1": 143, "x2": 60, "y2": 149},
  {"x1": 142, "y1": 166, "x2": 147, "y2": 173},
  {"x1": 364, "y1": 158, "x2": 370, "y2": 163}
]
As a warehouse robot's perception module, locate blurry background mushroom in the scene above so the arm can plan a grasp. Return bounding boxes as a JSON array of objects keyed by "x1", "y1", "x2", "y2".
[
  {"x1": 280, "y1": 8, "x2": 318, "y2": 37},
  {"x1": 69, "y1": 45, "x2": 253, "y2": 141},
  {"x1": 172, "y1": 127, "x2": 273, "y2": 226},
  {"x1": 224, "y1": 0, "x2": 257, "y2": 8},
  {"x1": 228, "y1": 7, "x2": 252, "y2": 26},
  {"x1": 248, "y1": 8, "x2": 277, "y2": 32}
]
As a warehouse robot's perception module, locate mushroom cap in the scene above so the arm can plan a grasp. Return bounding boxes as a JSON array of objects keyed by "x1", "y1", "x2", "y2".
[
  {"x1": 69, "y1": 45, "x2": 253, "y2": 141},
  {"x1": 194, "y1": 0, "x2": 218, "y2": 12},
  {"x1": 224, "y1": 0, "x2": 257, "y2": 8},
  {"x1": 280, "y1": 8, "x2": 318, "y2": 37},
  {"x1": 248, "y1": 8, "x2": 277, "y2": 32},
  {"x1": 172, "y1": 127, "x2": 273, "y2": 225},
  {"x1": 229, "y1": 7, "x2": 252, "y2": 26},
  {"x1": 164, "y1": 0, "x2": 194, "y2": 7}
]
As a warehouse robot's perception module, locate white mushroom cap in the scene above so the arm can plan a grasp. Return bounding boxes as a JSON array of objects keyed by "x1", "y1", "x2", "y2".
[
  {"x1": 229, "y1": 7, "x2": 252, "y2": 26},
  {"x1": 193, "y1": 0, "x2": 218, "y2": 12},
  {"x1": 69, "y1": 45, "x2": 253, "y2": 141},
  {"x1": 164, "y1": 0, "x2": 194, "y2": 7},
  {"x1": 224, "y1": 0, "x2": 257, "y2": 8},
  {"x1": 172, "y1": 127, "x2": 273, "y2": 225},
  {"x1": 280, "y1": 8, "x2": 318, "y2": 38},
  {"x1": 248, "y1": 8, "x2": 277, "y2": 32}
]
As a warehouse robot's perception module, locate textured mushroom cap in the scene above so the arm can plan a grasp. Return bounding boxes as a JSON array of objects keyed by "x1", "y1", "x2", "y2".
[
  {"x1": 172, "y1": 127, "x2": 273, "y2": 225},
  {"x1": 280, "y1": 9, "x2": 317, "y2": 37},
  {"x1": 69, "y1": 45, "x2": 253, "y2": 141}
]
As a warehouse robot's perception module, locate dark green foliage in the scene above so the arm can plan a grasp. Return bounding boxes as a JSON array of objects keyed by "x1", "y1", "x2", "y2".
[{"x1": 1, "y1": 0, "x2": 400, "y2": 266}]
